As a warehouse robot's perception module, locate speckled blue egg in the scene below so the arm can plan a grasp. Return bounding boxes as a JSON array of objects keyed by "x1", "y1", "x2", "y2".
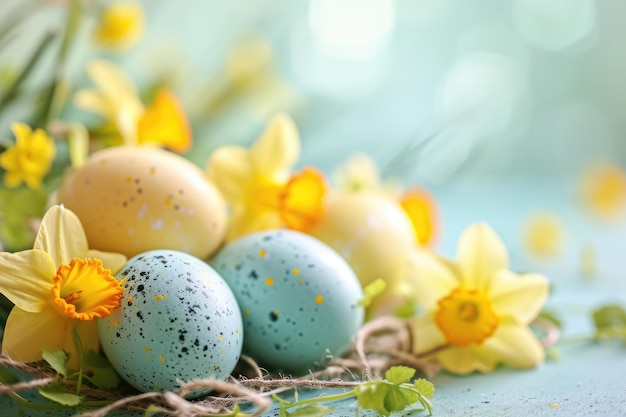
[
  {"x1": 98, "y1": 250, "x2": 243, "y2": 397},
  {"x1": 211, "y1": 230, "x2": 364, "y2": 374}
]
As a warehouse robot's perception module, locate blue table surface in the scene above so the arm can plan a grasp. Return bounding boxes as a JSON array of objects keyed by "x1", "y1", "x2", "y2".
[{"x1": 2, "y1": 178, "x2": 626, "y2": 416}]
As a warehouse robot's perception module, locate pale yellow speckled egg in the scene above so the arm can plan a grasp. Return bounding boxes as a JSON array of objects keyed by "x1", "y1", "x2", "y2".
[
  {"x1": 58, "y1": 146, "x2": 227, "y2": 259},
  {"x1": 308, "y1": 191, "x2": 417, "y2": 288}
]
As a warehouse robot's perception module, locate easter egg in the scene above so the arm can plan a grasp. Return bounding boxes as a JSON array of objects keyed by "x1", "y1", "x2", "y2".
[
  {"x1": 57, "y1": 146, "x2": 227, "y2": 259},
  {"x1": 98, "y1": 250, "x2": 243, "y2": 397},
  {"x1": 211, "y1": 230, "x2": 364, "y2": 374},
  {"x1": 308, "y1": 191, "x2": 417, "y2": 288}
]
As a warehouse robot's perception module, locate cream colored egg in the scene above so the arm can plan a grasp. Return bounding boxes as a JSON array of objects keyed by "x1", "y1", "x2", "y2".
[
  {"x1": 58, "y1": 146, "x2": 227, "y2": 259},
  {"x1": 308, "y1": 191, "x2": 417, "y2": 288}
]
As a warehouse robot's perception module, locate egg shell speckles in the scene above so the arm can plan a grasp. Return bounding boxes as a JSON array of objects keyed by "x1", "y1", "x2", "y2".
[
  {"x1": 98, "y1": 250, "x2": 243, "y2": 397},
  {"x1": 211, "y1": 230, "x2": 364, "y2": 374},
  {"x1": 58, "y1": 146, "x2": 227, "y2": 259}
]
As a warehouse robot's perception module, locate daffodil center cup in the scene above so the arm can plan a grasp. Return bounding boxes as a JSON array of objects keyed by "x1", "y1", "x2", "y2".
[
  {"x1": 51, "y1": 258, "x2": 123, "y2": 321},
  {"x1": 435, "y1": 287, "x2": 499, "y2": 347}
]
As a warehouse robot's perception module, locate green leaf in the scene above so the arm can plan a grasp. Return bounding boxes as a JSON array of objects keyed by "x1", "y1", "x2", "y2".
[
  {"x1": 83, "y1": 350, "x2": 121, "y2": 389},
  {"x1": 393, "y1": 298, "x2": 419, "y2": 318},
  {"x1": 383, "y1": 385, "x2": 418, "y2": 414},
  {"x1": 144, "y1": 405, "x2": 164, "y2": 416},
  {"x1": 286, "y1": 404, "x2": 334, "y2": 417},
  {"x1": 356, "y1": 380, "x2": 390, "y2": 416},
  {"x1": 385, "y1": 366, "x2": 415, "y2": 384},
  {"x1": 38, "y1": 383, "x2": 83, "y2": 406},
  {"x1": 359, "y1": 278, "x2": 386, "y2": 307},
  {"x1": 413, "y1": 379, "x2": 435, "y2": 399},
  {"x1": 41, "y1": 349, "x2": 68, "y2": 377},
  {"x1": 0, "y1": 30, "x2": 57, "y2": 112},
  {"x1": 593, "y1": 304, "x2": 626, "y2": 331}
]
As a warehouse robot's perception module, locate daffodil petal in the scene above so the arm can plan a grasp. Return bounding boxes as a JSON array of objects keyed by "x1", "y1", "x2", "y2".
[
  {"x1": 481, "y1": 323, "x2": 545, "y2": 369},
  {"x1": 225, "y1": 205, "x2": 283, "y2": 242},
  {"x1": 137, "y1": 89, "x2": 192, "y2": 153},
  {"x1": 73, "y1": 90, "x2": 112, "y2": 119},
  {"x1": 86, "y1": 249, "x2": 127, "y2": 274},
  {"x1": 457, "y1": 223, "x2": 509, "y2": 290},
  {"x1": 405, "y1": 249, "x2": 459, "y2": 310},
  {"x1": 11, "y1": 122, "x2": 32, "y2": 141},
  {"x1": 206, "y1": 146, "x2": 253, "y2": 202},
  {"x1": 34, "y1": 205, "x2": 89, "y2": 265},
  {"x1": 436, "y1": 345, "x2": 497, "y2": 374},
  {"x1": 490, "y1": 270, "x2": 549, "y2": 325},
  {"x1": 409, "y1": 312, "x2": 446, "y2": 354},
  {"x1": 87, "y1": 60, "x2": 142, "y2": 111},
  {"x1": 250, "y1": 113, "x2": 300, "y2": 181},
  {"x1": 0, "y1": 249, "x2": 55, "y2": 312},
  {"x1": 2, "y1": 308, "x2": 66, "y2": 364}
]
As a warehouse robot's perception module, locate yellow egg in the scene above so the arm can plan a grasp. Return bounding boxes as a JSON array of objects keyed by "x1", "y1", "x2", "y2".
[
  {"x1": 308, "y1": 191, "x2": 417, "y2": 288},
  {"x1": 58, "y1": 146, "x2": 227, "y2": 259}
]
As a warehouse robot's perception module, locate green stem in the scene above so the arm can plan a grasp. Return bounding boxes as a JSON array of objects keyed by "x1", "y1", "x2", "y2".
[
  {"x1": 72, "y1": 325, "x2": 85, "y2": 395},
  {"x1": 5, "y1": 391, "x2": 96, "y2": 411},
  {"x1": 5, "y1": 391, "x2": 45, "y2": 410},
  {"x1": 399, "y1": 384, "x2": 433, "y2": 416},
  {"x1": 556, "y1": 333, "x2": 596, "y2": 345},
  {"x1": 282, "y1": 389, "x2": 357, "y2": 410},
  {"x1": 34, "y1": 0, "x2": 83, "y2": 127}
]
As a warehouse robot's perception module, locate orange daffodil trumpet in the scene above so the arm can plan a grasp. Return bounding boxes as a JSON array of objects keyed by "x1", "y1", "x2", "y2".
[
  {"x1": 407, "y1": 223, "x2": 549, "y2": 374},
  {"x1": 206, "y1": 113, "x2": 327, "y2": 242},
  {"x1": 0, "y1": 205, "x2": 127, "y2": 369},
  {"x1": 74, "y1": 60, "x2": 192, "y2": 155}
]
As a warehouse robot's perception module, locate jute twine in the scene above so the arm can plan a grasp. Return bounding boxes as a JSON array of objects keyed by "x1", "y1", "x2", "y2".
[{"x1": 0, "y1": 316, "x2": 440, "y2": 416}]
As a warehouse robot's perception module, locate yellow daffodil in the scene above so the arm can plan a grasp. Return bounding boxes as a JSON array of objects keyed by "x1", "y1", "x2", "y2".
[
  {"x1": 93, "y1": 2, "x2": 144, "y2": 50},
  {"x1": 137, "y1": 89, "x2": 192, "y2": 153},
  {"x1": 0, "y1": 205, "x2": 127, "y2": 369},
  {"x1": 0, "y1": 122, "x2": 56, "y2": 189},
  {"x1": 407, "y1": 223, "x2": 549, "y2": 374},
  {"x1": 74, "y1": 59, "x2": 191, "y2": 154},
  {"x1": 522, "y1": 211, "x2": 565, "y2": 257},
  {"x1": 206, "y1": 113, "x2": 327, "y2": 241},
  {"x1": 578, "y1": 162, "x2": 626, "y2": 221}
]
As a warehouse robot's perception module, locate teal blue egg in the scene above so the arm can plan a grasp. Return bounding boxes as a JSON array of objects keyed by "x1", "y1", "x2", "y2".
[
  {"x1": 98, "y1": 250, "x2": 243, "y2": 398},
  {"x1": 211, "y1": 230, "x2": 364, "y2": 374}
]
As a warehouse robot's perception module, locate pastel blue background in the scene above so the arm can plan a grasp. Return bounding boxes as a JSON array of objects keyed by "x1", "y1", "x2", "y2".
[{"x1": 2, "y1": 0, "x2": 626, "y2": 415}]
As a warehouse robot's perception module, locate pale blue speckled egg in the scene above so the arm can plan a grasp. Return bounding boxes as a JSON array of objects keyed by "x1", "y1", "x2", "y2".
[
  {"x1": 211, "y1": 230, "x2": 364, "y2": 374},
  {"x1": 98, "y1": 250, "x2": 243, "y2": 397}
]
